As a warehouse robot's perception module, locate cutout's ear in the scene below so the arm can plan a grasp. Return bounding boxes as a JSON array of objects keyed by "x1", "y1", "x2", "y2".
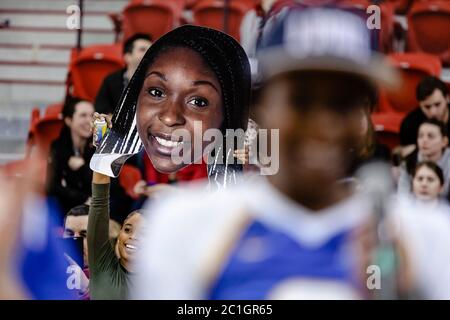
[
  {"x1": 64, "y1": 117, "x2": 72, "y2": 127},
  {"x1": 443, "y1": 136, "x2": 449, "y2": 148}
]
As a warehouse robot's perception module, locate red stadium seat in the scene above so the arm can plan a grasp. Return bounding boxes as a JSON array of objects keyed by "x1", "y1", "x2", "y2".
[
  {"x1": 184, "y1": 0, "x2": 198, "y2": 9},
  {"x1": 122, "y1": 0, "x2": 183, "y2": 42},
  {"x1": 382, "y1": 53, "x2": 442, "y2": 114},
  {"x1": 67, "y1": 44, "x2": 124, "y2": 102},
  {"x1": 407, "y1": 1, "x2": 450, "y2": 66},
  {"x1": 28, "y1": 107, "x2": 40, "y2": 136},
  {"x1": 0, "y1": 159, "x2": 28, "y2": 178},
  {"x1": 119, "y1": 164, "x2": 143, "y2": 200},
  {"x1": 375, "y1": 128, "x2": 401, "y2": 151},
  {"x1": 371, "y1": 53, "x2": 442, "y2": 148},
  {"x1": 44, "y1": 102, "x2": 63, "y2": 118},
  {"x1": 378, "y1": 2, "x2": 396, "y2": 53},
  {"x1": 33, "y1": 117, "x2": 64, "y2": 156},
  {"x1": 296, "y1": 0, "x2": 343, "y2": 5},
  {"x1": 386, "y1": 0, "x2": 413, "y2": 14},
  {"x1": 371, "y1": 93, "x2": 404, "y2": 151},
  {"x1": 192, "y1": 0, "x2": 254, "y2": 41}
]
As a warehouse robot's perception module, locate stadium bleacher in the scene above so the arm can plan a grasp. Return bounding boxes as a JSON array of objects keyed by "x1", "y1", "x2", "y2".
[
  {"x1": 0, "y1": 0, "x2": 128, "y2": 164},
  {"x1": 0, "y1": 0, "x2": 449, "y2": 166}
]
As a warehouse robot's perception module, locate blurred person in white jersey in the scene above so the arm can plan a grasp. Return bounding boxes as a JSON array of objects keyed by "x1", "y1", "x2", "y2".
[{"x1": 132, "y1": 8, "x2": 450, "y2": 300}]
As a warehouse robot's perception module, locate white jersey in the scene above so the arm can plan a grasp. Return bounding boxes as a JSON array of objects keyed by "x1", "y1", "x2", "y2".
[{"x1": 132, "y1": 176, "x2": 450, "y2": 300}]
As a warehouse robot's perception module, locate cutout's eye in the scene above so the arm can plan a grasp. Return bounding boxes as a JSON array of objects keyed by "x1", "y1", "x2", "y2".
[
  {"x1": 148, "y1": 88, "x2": 164, "y2": 98},
  {"x1": 188, "y1": 97, "x2": 208, "y2": 108}
]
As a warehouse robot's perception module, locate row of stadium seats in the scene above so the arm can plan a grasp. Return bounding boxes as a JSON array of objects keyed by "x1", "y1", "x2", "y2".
[
  {"x1": 113, "y1": 0, "x2": 259, "y2": 42},
  {"x1": 63, "y1": 0, "x2": 450, "y2": 103},
  {"x1": 388, "y1": 0, "x2": 449, "y2": 15},
  {"x1": 109, "y1": 0, "x2": 450, "y2": 64}
]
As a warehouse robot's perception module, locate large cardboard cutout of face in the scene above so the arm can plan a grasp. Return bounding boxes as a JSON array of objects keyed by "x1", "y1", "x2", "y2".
[{"x1": 90, "y1": 25, "x2": 251, "y2": 180}]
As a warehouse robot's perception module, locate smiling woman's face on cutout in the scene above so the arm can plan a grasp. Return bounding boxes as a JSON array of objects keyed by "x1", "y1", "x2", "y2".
[{"x1": 136, "y1": 47, "x2": 224, "y2": 173}]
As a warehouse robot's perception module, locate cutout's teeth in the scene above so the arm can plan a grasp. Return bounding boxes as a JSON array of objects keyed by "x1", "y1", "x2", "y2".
[{"x1": 155, "y1": 136, "x2": 182, "y2": 147}]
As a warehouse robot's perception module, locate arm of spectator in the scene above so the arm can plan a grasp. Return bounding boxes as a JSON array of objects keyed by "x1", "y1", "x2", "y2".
[
  {"x1": 143, "y1": 183, "x2": 176, "y2": 198},
  {"x1": 87, "y1": 172, "x2": 112, "y2": 271},
  {"x1": 0, "y1": 173, "x2": 27, "y2": 299},
  {"x1": 0, "y1": 157, "x2": 45, "y2": 299},
  {"x1": 133, "y1": 180, "x2": 147, "y2": 197}
]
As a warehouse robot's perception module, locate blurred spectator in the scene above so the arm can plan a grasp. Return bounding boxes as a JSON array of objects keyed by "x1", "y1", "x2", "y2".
[
  {"x1": 95, "y1": 33, "x2": 152, "y2": 115},
  {"x1": 46, "y1": 97, "x2": 95, "y2": 216},
  {"x1": 352, "y1": 97, "x2": 391, "y2": 168},
  {"x1": 1, "y1": 156, "x2": 80, "y2": 299},
  {"x1": 133, "y1": 7, "x2": 450, "y2": 300},
  {"x1": 412, "y1": 161, "x2": 444, "y2": 205},
  {"x1": 400, "y1": 76, "x2": 450, "y2": 156},
  {"x1": 342, "y1": 97, "x2": 391, "y2": 191},
  {"x1": 398, "y1": 119, "x2": 450, "y2": 197},
  {"x1": 240, "y1": 0, "x2": 274, "y2": 58}
]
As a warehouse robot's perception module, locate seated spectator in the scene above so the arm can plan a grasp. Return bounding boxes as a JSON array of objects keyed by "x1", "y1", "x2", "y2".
[
  {"x1": 412, "y1": 161, "x2": 444, "y2": 206},
  {"x1": 400, "y1": 76, "x2": 450, "y2": 157},
  {"x1": 46, "y1": 97, "x2": 95, "y2": 216},
  {"x1": 95, "y1": 33, "x2": 152, "y2": 115},
  {"x1": 398, "y1": 119, "x2": 450, "y2": 197}
]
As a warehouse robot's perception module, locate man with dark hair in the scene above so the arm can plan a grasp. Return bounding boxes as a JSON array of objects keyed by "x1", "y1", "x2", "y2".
[
  {"x1": 399, "y1": 76, "x2": 450, "y2": 155},
  {"x1": 64, "y1": 204, "x2": 90, "y2": 270},
  {"x1": 95, "y1": 33, "x2": 152, "y2": 115},
  {"x1": 64, "y1": 204, "x2": 122, "y2": 267}
]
